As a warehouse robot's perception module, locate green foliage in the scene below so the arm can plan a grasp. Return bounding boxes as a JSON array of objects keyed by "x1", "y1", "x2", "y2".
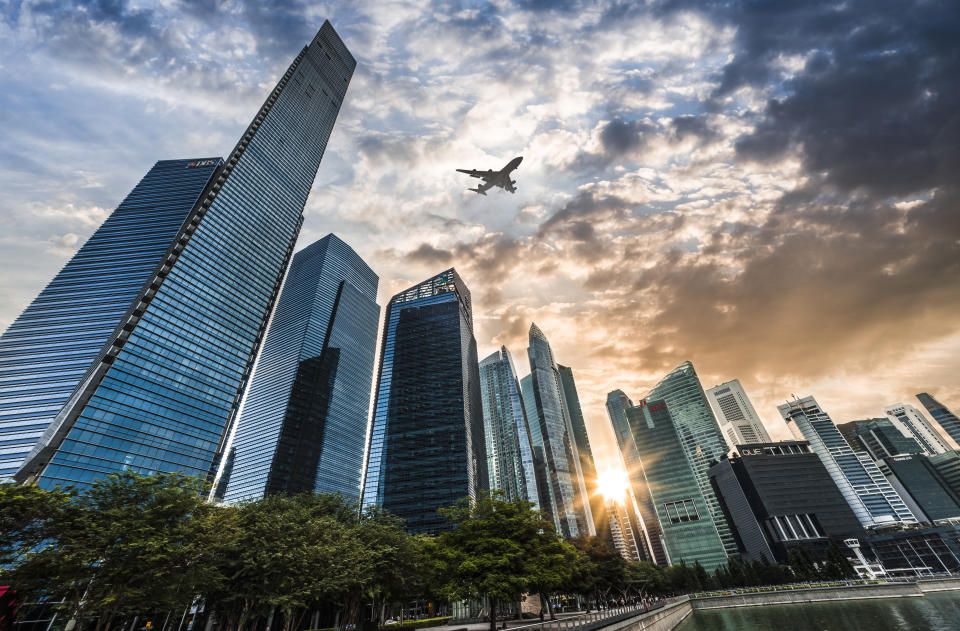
[{"x1": 380, "y1": 616, "x2": 451, "y2": 630}]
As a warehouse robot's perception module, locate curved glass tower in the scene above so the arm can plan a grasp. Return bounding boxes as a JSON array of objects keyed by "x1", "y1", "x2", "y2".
[
  {"x1": 525, "y1": 323, "x2": 593, "y2": 538},
  {"x1": 218, "y1": 235, "x2": 378, "y2": 503},
  {"x1": 13, "y1": 21, "x2": 355, "y2": 488},
  {"x1": 478, "y1": 346, "x2": 541, "y2": 508},
  {"x1": 917, "y1": 393, "x2": 960, "y2": 448}
]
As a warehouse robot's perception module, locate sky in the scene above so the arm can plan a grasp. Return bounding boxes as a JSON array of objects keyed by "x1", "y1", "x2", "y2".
[{"x1": 1, "y1": 0, "x2": 959, "y2": 471}]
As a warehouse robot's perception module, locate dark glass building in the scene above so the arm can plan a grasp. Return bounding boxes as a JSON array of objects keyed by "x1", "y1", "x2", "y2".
[
  {"x1": 882, "y1": 454, "x2": 960, "y2": 523},
  {"x1": 520, "y1": 373, "x2": 555, "y2": 520},
  {"x1": 478, "y1": 347, "x2": 541, "y2": 508},
  {"x1": 867, "y1": 525, "x2": 960, "y2": 575},
  {"x1": 627, "y1": 398, "x2": 729, "y2": 571},
  {"x1": 361, "y1": 269, "x2": 487, "y2": 534},
  {"x1": 218, "y1": 235, "x2": 378, "y2": 502},
  {"x1": 525, "y1": 324, "x2": 593, "y2": 538},
  {"x1": 558, "y1": 365, "x2": 603, "y2": 536},
  {"x1": 931, "y1": 451, "x2": 960, "y2": 497},
  {"x1": 14, "y1": 22, "x2": 356, "y2": 488},
  {"x1": 851, "y1": 419, "x2": 923, "y2": 460},
  {"x1": 708, "y1": 441, "x2": 865, "y2": 563},
  {"x1": 0, "y1": 158, "x2": 219, "y2": 480},
  {"x1": 917, "y1": 393, "x2": 960, "y2": 447}
]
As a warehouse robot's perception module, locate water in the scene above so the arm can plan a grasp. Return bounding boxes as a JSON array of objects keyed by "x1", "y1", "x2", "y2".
[{"x1": 676, "y1": 592, "x2": 960, "y2": 630}]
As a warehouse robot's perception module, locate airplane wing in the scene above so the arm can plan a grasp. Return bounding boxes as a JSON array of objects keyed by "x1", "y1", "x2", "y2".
[{"x1": 456, "y1": 168, "x2": 496, "y2": 181}]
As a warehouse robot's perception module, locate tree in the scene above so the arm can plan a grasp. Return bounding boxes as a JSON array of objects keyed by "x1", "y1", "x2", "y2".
[{"x1": 433, "y1": 492, "x2": 575, "y2": 631}]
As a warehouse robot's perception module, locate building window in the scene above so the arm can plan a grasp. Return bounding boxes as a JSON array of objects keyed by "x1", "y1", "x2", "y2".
[
  {"x1": 768, "y1": 513, "x2": 825, "y2": 541},
  {"x1": 663, "y1": 499, "x2": 700, "y2": 524}
]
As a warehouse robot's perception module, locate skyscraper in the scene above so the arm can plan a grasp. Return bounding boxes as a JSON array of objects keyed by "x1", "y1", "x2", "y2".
[
  {"x1": 606, "y1": 389, "x2": 667, "y2": 565},
  {"x1": 478, "y1": 346, "x2": 541, "y2": 508},
  {"x1": 524, "y1": 324, "x2": 593, "y2": 538},
  {"x1": 605, "y1": 497, "x2": 644, "y2": 562},
  {"x1": 626, "y1": 398, "x2": 729, "y2": 571},
  {"x1": 705, "y1": 379, "x2": 772, "y2": 451},
  {"x1": 778, "y1": 396, "x2": 917, "y2": 527},
  {"x1": 882, "y1": 454, "x2": 960, "y2": 523},
  {"x1": 915, "y1": 394, "x2": 960, "y2": 448},
  {"x1": 646, "y1": 361, "x2": 738, "y2": 556},
  {"x1": 520, "y1": 373, "x2": 555, "y2": 519},
  {"x1": 14, "y1": 22, "x2": 355, "y2": 489},
  {"x1": 708, "y1": 441, "x2": 865, "y2": 563},
  {"x1": 558, "y1": 365, "x2": 603, "y2": 536},
  {"x1": 361, "y1": 269, "x2": 487, "y2": 534},
  {"x1": 0, "y1": 158, "x2": 220, "y2": 480},
  {"x1": 217, "y1": 235, "x2": 379, "y2": 503},
  {"x1": 850, "y1": 418, "x2": 923, "y2": 461},
  {"x1": 885, "y1": 403, "x2": 951, "y2": 455}
]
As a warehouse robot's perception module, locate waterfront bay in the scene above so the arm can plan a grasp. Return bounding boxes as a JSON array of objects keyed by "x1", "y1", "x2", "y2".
[{"x1": 677, "y1": 592, "x2": 960, "y2": 631}]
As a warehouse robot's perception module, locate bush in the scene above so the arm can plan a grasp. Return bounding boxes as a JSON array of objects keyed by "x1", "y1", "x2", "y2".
[{"x1": 380, "y1": 617, "x2": 451, "y2": 631}]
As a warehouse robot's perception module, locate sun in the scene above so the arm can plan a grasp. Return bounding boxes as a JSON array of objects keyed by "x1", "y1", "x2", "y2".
[{"x1": 595, "y1": 468, "x2": 629, "y2": 502}]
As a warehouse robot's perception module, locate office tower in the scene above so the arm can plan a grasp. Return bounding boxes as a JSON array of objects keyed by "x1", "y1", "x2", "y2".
[
  {"x1": 850, "y1": 419, "x2": 923, "y2": 461},
  {"x1": 705, "y1": 379, "x2": 772, "y2": 451},
  {"x1": 605, "y1": 497, "x2": 643, "y2": 562},
  {"x1": 887, "y1": 402, "x2": 952, "y2": 455},
  {"x1": 930, "y1": 451, "x2": 960, "y2": 497},
  {"x1": 917, "y1": 393, "x2": 960, "y2": 446},
  {"x1": 478, "y1": 346, "x2": 541, "y2": 508},
  {"x1": 0, "y1": 158, "x2": 220, "y2": 480},
  {"x1": 217, "y1": 235, "x2": 379, "y2": 503},
  {"x1": 708, "y1": 441, "x2": 865, "y2": 563},
  {"x1": 625, "y1": 398, "x2": 729, "y2": 571},
  {"x1": 558, "y1": 365, "x2": 603, "y2": 535},
  {"x1": 882, "y1": 454, "x2": 960, "y2": 523},
  {"x1": 361, "y1": 269, "x2": 487, "y2": 534},
  {"x1": 606, "y1": 390, "x2": 667, "y2": 565},
  {"x1": 524, "y1": 324, "x2": 594, "y2": 538},
  {"x1": 520, "y1": 374, "x2": 555, "y2": 519},
  {"x1": 646, "y1": 361, "x2": 738, "y2": 556},
  {"x1": 778, "y1": 396, "x2": 917, "y2": 527},
  {"x1": 13, "y1": 22, "x2": 356, "y2": 489}
]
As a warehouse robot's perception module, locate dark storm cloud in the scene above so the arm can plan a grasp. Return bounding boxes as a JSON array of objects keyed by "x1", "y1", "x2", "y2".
[
  {"x1": 600, "y1": 118, "x2": 655, "y2": 156},
  {"x1": 538, "y1": 191, "x2": 631, "y2": 238},
  {"x1": 404, "y1": 243, "x2": 453, "y2": 265}
]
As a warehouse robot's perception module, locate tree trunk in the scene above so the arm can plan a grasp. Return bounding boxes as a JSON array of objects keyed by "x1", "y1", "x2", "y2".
[{"x1": 488, "y1": 597, "x2": 496, "y2": 631}]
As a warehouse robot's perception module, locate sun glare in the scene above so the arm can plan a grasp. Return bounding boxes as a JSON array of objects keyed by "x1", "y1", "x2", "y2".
[{"x1": 596, "y1": 468, "x2": 629, "y2": 502}]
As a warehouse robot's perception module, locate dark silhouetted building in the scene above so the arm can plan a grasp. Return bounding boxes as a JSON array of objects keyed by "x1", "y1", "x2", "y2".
[
  {"x1": 219, "y1": 235, "x2": 379, "y2": 502},
  {"x1": 361, "y1": 269, "x2": 487, "y2": 534},
  {"x1": 558, "y1": 365, "x2": 603, "y2": 536},
  {"x1": 882, "y1": 454, "x2": 960, "y2": 523},
  {"x1": 851, "y1": 419, "x2": 923, "y2": 460},
  {"x1": 709, "y1": 441, "x2": 865, "y2": 563},
  {"x1": 867, "y1": 525, "x2": 960, "y2": 575}
]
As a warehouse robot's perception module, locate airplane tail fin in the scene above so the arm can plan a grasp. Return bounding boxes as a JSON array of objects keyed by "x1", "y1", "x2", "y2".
[{"x1": 468, "y1": 187, "x2": 487, "y2": 196}]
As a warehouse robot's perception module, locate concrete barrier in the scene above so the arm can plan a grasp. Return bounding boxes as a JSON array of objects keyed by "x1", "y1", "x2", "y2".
[
  {"x1": 601, "y1": 599, "x2": 692, "y2": 631},
  {"x1": 917, "y1": 576, "x2": 960, "y2": 593},
  {"x1": 689, "y1": 582, "x2": 922, "y2": 610}
]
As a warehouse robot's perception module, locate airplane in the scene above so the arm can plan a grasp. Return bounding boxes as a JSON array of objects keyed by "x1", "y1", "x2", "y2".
[{"x1": 456, "y1": 156, "x2": 523, "y2": 195}]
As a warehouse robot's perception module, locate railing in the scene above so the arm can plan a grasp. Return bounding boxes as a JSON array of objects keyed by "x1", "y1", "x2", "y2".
[
  {"x1": 507, "y1": 601, "x2": 671, "y2": 631},
  {"x1": 688, "y1": 577, "x2": 916, "y2": 599}
]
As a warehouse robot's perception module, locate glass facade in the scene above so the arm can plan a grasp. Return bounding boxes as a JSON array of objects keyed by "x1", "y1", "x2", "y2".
[
  {"x1": 0, "y1": 158, "x2": 219, "y2": 480},
  {"x1": 645, "y1": 361, "x2": 738, "y2": 556},
  {"x1": 478, "y1": 346, "x2": 540, "y2": 508},
  {"x1": 558, "y1": 365, "x2": 603, "y2": 535},
  {"x1": 851, "y1": 418, "x2": 923, "y2": 460},
  {"x1": 218, "y1": 235, "x2": 378, "y2": 503},
  {"x1": 525, "y1": 323, "x2": 593, "y2": 538},
  {"x1": 626, "y1": 399, "x2": 729, "y2": 571},
  {"x1": 883, "y1": 454, "x2": 960, "y2": 523},
  {"x1": 361, "y1": 269, "x2": 487, "y2": 534},
  {"x1": 520, "y1": 373, "x2": 554, "y2": 520},
  {"x1": 606, "y1": 389, "x2": 666, "y2": 565},
  {"x1": 917, "y1": 393, "x2": 960, "y2": 447},
  {"x1": 16, "y1": 21, "x2": 356, "y2": 489},
  {"x1": 779, "y1": 396, "x2": 917, "y2": 527}
]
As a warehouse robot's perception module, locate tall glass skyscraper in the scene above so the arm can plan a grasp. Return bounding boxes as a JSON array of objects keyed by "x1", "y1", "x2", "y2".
[
  {"x1": 606, "y1": 390, "x2": 667, "y2": 565},
  {"x1": 917, "y1": 393, "x2": 960, "y2": 447},
  {"x1": 13, "y1": 21, "x2": 355, "y2": 488},
  {"x1": 361, "y1": 269, "x2": 487, "y2": 534},
  {"x1": 779, "y1": 396, "x2": 917, "y2": 527},
  {"x1": 645, "y1": 361, "x2": 738, "y2": 556},
  {"x1": 885, "y1": 402, "x2": 951, "y2": 455},
  {"x1": 525, "y1": 324, "x2": 593, "y2": 538},
  {"x1": 217, "y1": 235, "x2": 378, "y2": 503},
  {"x1": 0, "y1": 158, "x2": 220, "y2": 480},
  {"x1": 478, "y1": 346, "x2": 541, "y2": 508},
  {"x1": 558, "y1": 365, "x2": 603, "y2": 535},
  {"x1": 626, "y1": 398, "x2": 729, "y2": 571},
  {"x1": 520, "y1": 373, "x2": 554, "y2": 519}
]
